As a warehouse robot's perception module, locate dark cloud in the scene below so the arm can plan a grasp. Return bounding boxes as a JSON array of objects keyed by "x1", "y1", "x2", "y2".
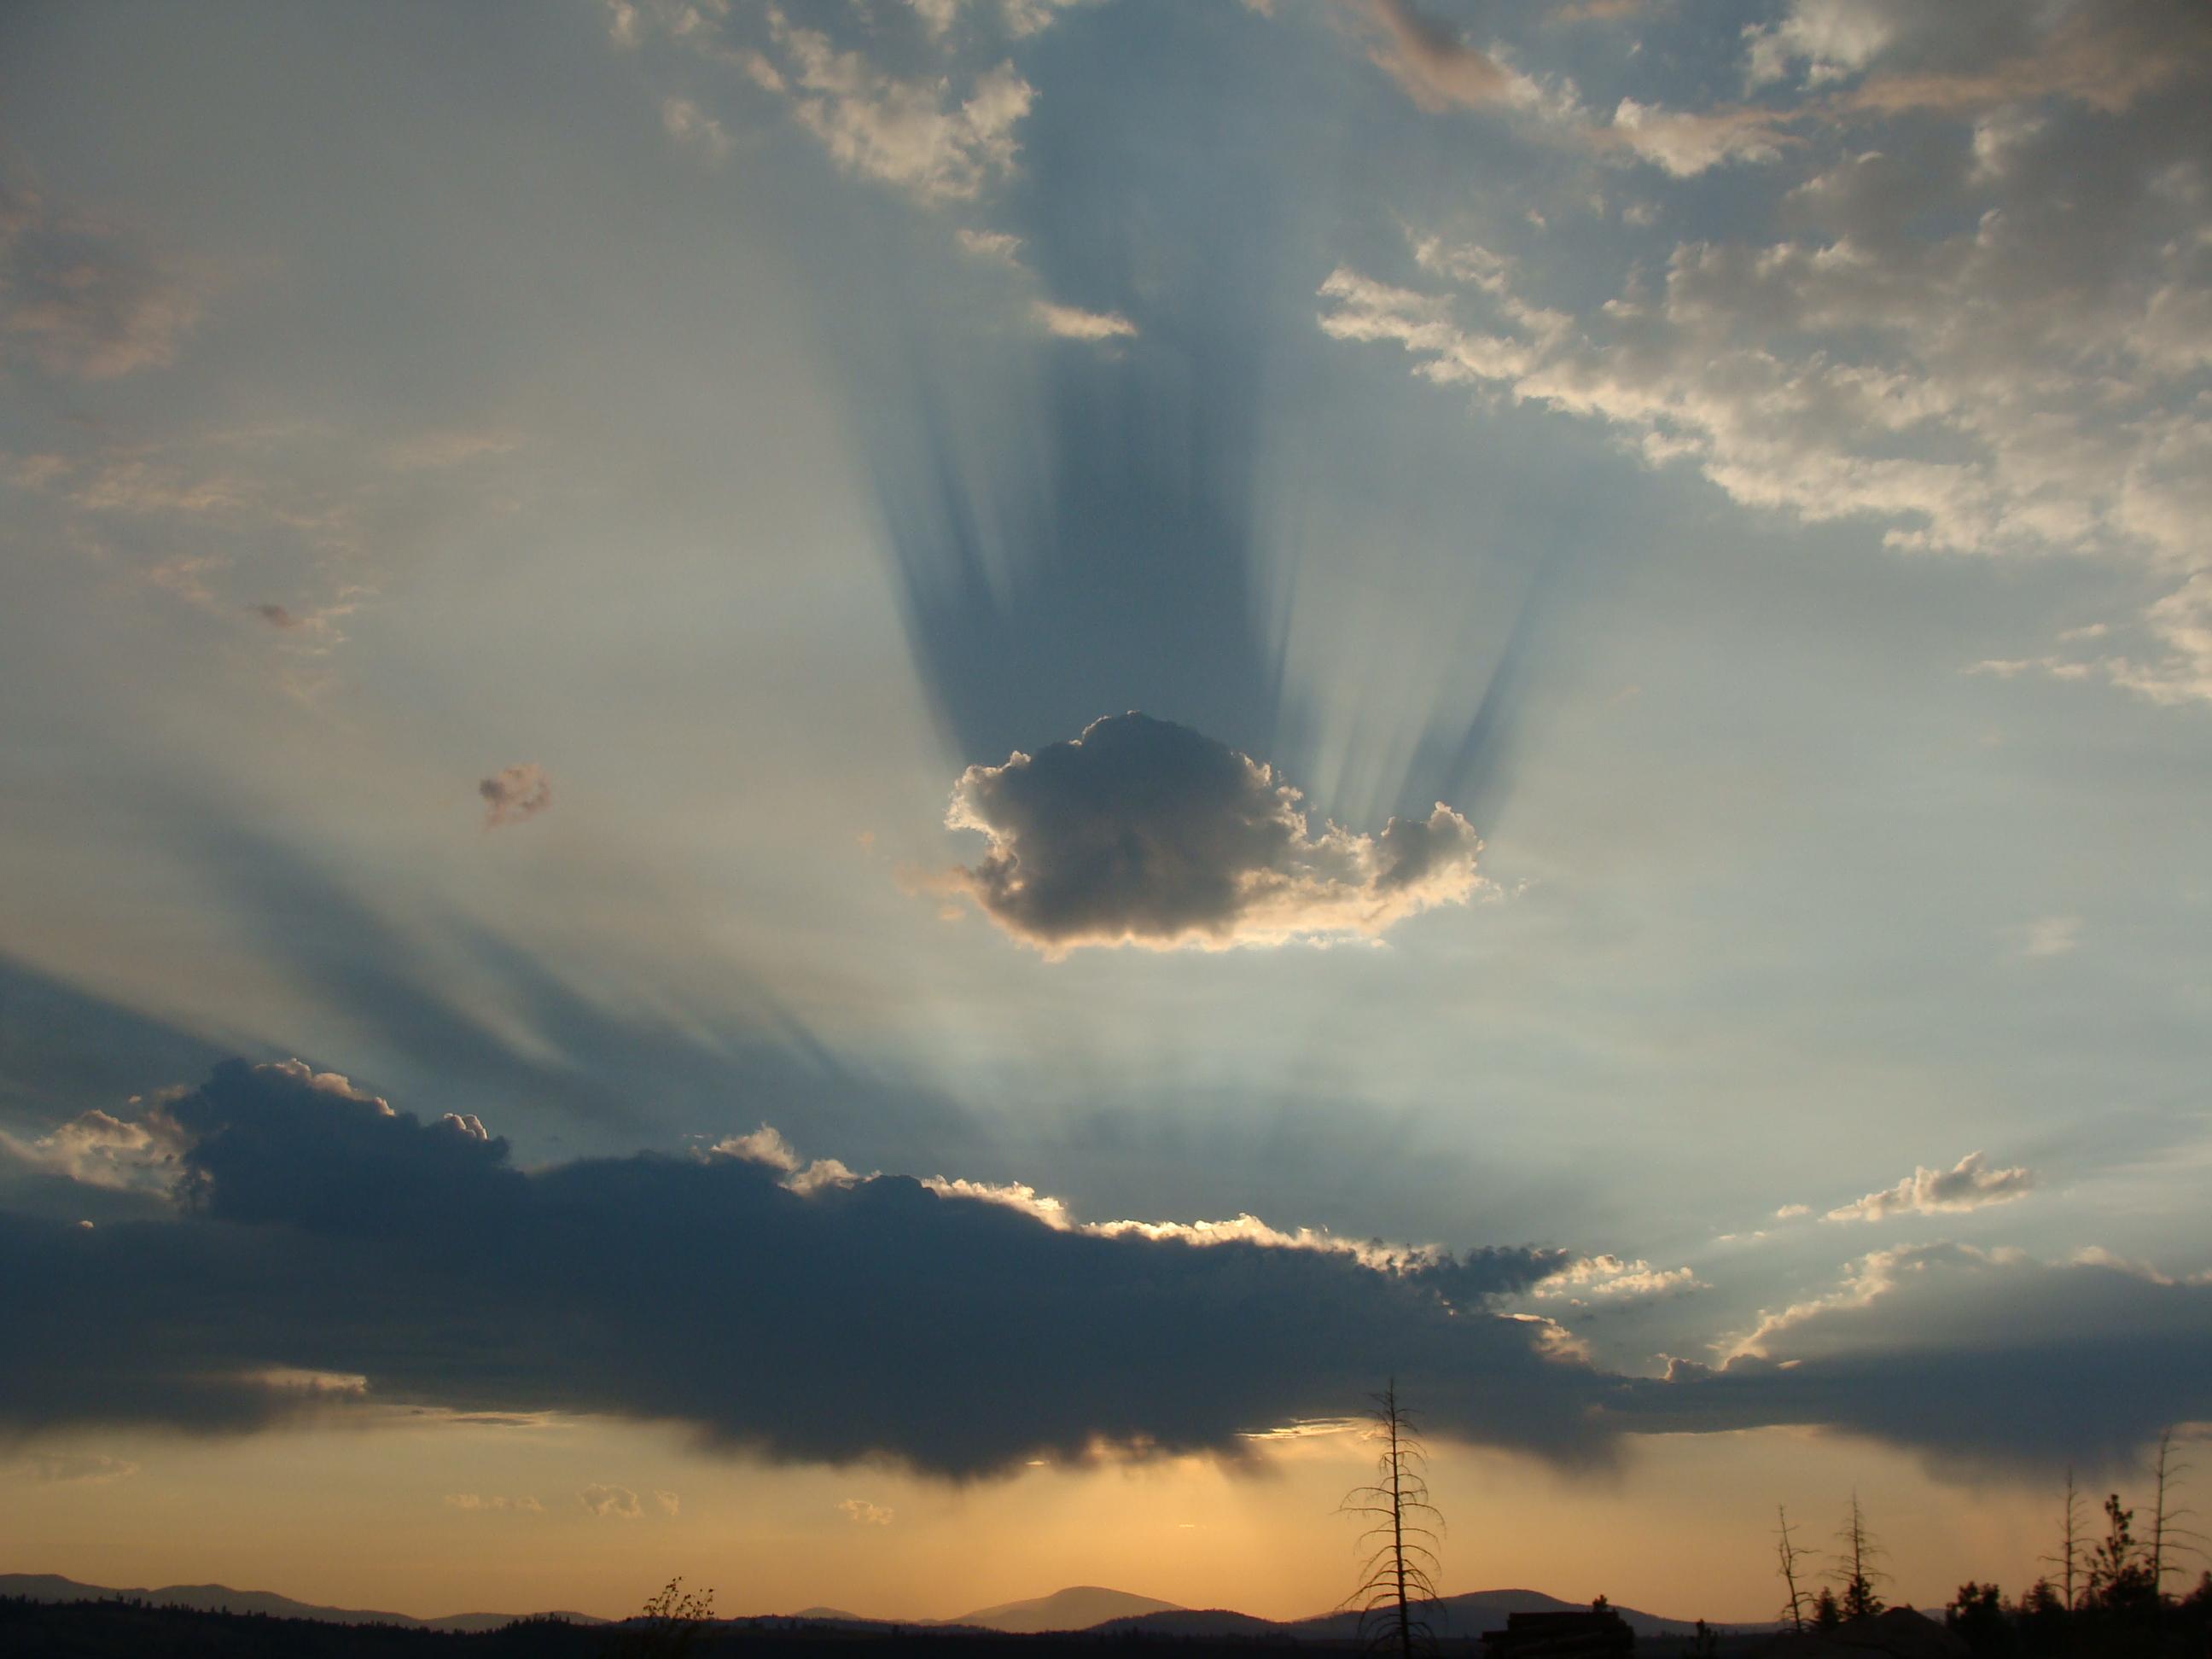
[
  {"x1": 477, "y1": 763, "x2": 551, "y2": 829},
  {"x1": 3, "y1": 1063, "x2": 2207, "y2": 1481},
  {"x1": 0, "y1": 1059, "x2": 1599, "y2": 1476},
  {"x1": 1617, "y1": 1243, "x2": 2212, "y2": 1477},
  {"x1": 944, "y1": 713, "x2": 1484, "y2": 954}
]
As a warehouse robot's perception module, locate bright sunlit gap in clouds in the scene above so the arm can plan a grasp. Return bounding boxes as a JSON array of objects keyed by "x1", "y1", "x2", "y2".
[{"x1": 2, "y1": 0, "x2": 2210, "y2": 1639}]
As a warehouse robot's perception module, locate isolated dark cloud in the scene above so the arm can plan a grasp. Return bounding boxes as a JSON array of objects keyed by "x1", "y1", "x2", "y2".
[
  {"x1": 945, "y1": 713, "x2": 1484, "y2": 953},
  {"x1": 6, "y1": 1062, "x2": 2206, "y2": 1481},
  {"x1": 477, "y1": 764, "x2": 551, "y2": 829}
]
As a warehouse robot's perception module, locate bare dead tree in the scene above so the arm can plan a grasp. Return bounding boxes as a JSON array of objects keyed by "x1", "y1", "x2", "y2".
[
  {"x1": 1775, "y1": 1505, "x2": 1812, "y2": 1633},
  {"x1": 1342, "y1": 1380, "x2": 1444, "y2": 1659},
  {"x1": 1829, "y1": 1493, "x2": 1889, "y2": 1621},
  {"x1": 2041, "y1": 1468, "x2": 2086, "y2": 1610},
  {"x1": 2150, "y1": 1425, "x2": 2204, "y2": 1599}
]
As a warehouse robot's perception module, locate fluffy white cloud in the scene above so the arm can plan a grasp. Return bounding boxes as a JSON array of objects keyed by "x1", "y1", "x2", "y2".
[
  {"x1": 0, "y1": 1105, "x2": 189, "y2": 1195},
  {"x1": 1031, "y1": 300, "x2": 1138, "y2": 341},
  {"x1": 1823, "y1": 1151, "x2": 2035, "y2": 1224},
  {"x1": 940, "y1": 713, "x2": 1485, "y2": 954},
  {"x1": 1529, "y1": 1254, "x2": 1704, "y2": 1303}
]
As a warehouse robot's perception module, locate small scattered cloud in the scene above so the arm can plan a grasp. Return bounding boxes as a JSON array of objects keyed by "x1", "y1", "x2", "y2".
[
  {"x1": 955, "y1": 227, "x2": 1024, "y2": 264},
  {"x1": 760, "y1": 13, "x2": 1033, "y2": 202},
  {"x1": 938, "y1": 713, "x2": 1486, "y2": 955},
  {"x1": 1824, "y1": 1151, "x2": 2036, "y2": 1224},
  {"x1": 1529, "y1": 1254, "x2": 1704, "y2": 1304},
  {"x1": 10, "y1": 1453, "x2": 140, "y2": 1486},
  {"x1": 1031, "y1": 300, "x2": 1138, "y2": 341},
  {"x1": 839, "y1": 1498, "x2": 894, "y2": 1525},
  {"x1": 444, "y1": 1493, "x2": 544, "y2": 1514},
  {"x1": 578, "y1": 1482, "x2": 643, "y2": 1518},
  {"x1": 478, "y1": 764, "x2": 552, "y2": 830},
  {"x1": 655, "y1": 1489, "x2": 680, "y2": 1516},
  {"x1": 1361, "y1": 0, "x2": 1516, "y2": 110},
  {"x1": 1773, "y1": 1203, "x2": 1811, "y2": 1220},
  {"x1": 661, "y1": 96, "x2": 733, "y2": 165},
  {"x1": 2014, "y1": 915, "x2": 2082, "y2": 959},
  {"x1": 0, "y1": 182, "x2": 203, "y2": 380}
]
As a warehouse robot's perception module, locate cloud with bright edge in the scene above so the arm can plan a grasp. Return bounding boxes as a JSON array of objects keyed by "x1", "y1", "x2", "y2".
[
  {"x1": 1824, "y1": 1151, "x2": 2035, "y2": 1223},
  {"x1": 5, "y1": 1061, "x2": 2209, "y2": 1481},
  {"x1": 941, "y1": 713, "x2": 1485, "y2": 955},
  {"x1": 840, "y1": 1498, "x2": 894, "y2": 1525},
  {"x1": 1318, "y1": 0, "x2": 2212, "y2": 705}
]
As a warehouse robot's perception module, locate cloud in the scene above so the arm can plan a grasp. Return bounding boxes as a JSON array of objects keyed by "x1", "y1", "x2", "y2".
[
  {"x1": 1031, "y1": 300, "x2": 1138, "y2": 341},
  {"x1": 757, "y1": 11, "x2": 1033, "y2": 202},
  {"x1": 1631, "y1": 1243, "x2": 2212, "y2": 1474},
  {"x1": 840, "y1": 1498, "x2": 894, "y2": 1525},
  {"x1": 0, "y1": 183, "x2": 202, "y2": 379},
  {"x1": 1529, "y1": 1254, "x2": 1704, "y2": 1304},
  {"x1": 0, "y1": 1059, "x2": 1603, "y2": 1476},
  {"x1": 655, "y1": 1489, "x2": 680, "y2": 1516},
  {"x1": 10, "y1": 1453, "x2": 140, "y2": 1486},
  {"x1": 2014, "y1": 915, "x2": 2081, "y2": 959},
  {"x1": 1823, "y1": 1151, "x2": 2035, "y2": 1223},
  {"x1": 1604, "y1": 99, "x2": 1790, "y2": 175},
  {"x1": 0, "y1": 1106, "x2": 189, "y2": 1196},
  {"x1": 1359, "y1": 0, "x2": 1516, "y2": 111},
  {"x1": 444, "y1": 1493, "x2": 544, "y2": 1513},
  {"x1": 660, "y1": 96, "x2": 733, "y2": 164},
  {"x1": 3, "y1": 1061, "x2": 2203, "y2": 1480},
  {"x1": 955, "y1": 228, "x2": 1023, "y2": 264},
  {"x1": 1318, "y1": 5, "x2": 2212, "y2": 720},
  {"x1": 578, "y1": 1483, "x2": 643, "y2": 1518},
  {"x1": 940, "y1": 713, "x2": 1486, "y2": 954},
  {"x1": 478, "y1": 764, "x2": 552, "y2": 829},
  {"x1": 1774, "y1": 1203, "x2": 1812, "y2": 1220}
]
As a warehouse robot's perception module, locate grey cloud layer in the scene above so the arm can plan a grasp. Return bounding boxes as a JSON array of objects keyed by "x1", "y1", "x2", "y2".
[
  {"x1": 0, "y1": 1060, "x2": 1595, "y2": 1476},
  {"x1": 6, "y1": 1061, "x2": 2208, "y2": 1481},
  {"x1": 944, "y1": 714, "x2": 1484, "y2": 953}
]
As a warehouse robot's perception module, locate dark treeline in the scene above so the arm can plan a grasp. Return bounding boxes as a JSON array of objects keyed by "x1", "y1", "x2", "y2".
[
  {"x1": 1769, "y1": 1430, "x2": 2210, "y2": 1656},
  {"x1": 1, "y1": 1601, "x2": 1340, "y2": 1659}
]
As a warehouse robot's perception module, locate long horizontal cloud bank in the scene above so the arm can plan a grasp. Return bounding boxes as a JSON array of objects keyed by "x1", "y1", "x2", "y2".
[
  {"x1": 5, "y1": 1061, "x2": 2208, "y2": 1478},
  {"x1": 1, "y1": 1060, "x2": 1590, "y2": 1476}
]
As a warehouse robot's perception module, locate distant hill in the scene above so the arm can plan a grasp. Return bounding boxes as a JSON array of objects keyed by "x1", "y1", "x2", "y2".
[
  {"x1": 3, "y1": 1570, "x2": 1761, "y2": 1644},
  {"x1": 949, "y1": 1586, "x2": 1185, "y2": 1633},
  {"x1": 0, "y1": 1572, "x2": 604, "y2": 1633},
  {"x1": 1111, "y1": 1589, "x2": 1755, "y2": 1643}
]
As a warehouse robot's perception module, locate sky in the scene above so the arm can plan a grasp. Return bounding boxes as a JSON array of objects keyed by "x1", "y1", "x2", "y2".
[{"x1": 2, "y1": 0, "x2": 2209, "y2": 1628}]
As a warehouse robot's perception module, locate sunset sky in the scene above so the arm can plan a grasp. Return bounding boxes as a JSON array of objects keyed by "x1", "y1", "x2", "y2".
[{"x1": 3, "y1": 0, "x2": 2209, "y2": 1627}]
